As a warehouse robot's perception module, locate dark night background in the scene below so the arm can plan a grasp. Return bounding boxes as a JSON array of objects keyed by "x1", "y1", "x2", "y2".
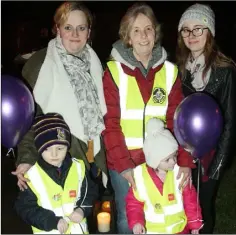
[
  {"x1": 1, "y1": 1, "x2": 236, "y2": 75},
  {"x1": 1, "y1": 1, "x2": 236, "y2": 234}
]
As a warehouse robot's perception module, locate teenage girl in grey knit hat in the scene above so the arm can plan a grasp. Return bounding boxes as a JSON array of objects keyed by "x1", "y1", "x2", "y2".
[{"x1": 176, "y1": 3, "x2": 236, "y2": 234}]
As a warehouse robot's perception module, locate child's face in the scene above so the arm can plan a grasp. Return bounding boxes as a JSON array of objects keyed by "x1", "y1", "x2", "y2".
[
  {"x1": 157, "y1": 151, "x2": 177, "y2": 172},
  {"x1": 41, "y1": 144, "x2": 68, "y2": 167}
]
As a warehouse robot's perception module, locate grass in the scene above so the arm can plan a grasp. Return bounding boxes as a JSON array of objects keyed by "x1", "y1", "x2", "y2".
[{"x1": 214, "y1": 156, "x2": 236, "y2": 233}]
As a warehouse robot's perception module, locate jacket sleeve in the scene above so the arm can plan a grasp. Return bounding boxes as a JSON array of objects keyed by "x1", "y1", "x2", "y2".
[
  {"x1": 166, "y1": 76, "x2": 195, "y2": 168},
  {"x1": 75, "y1": 168, "x2": 99, "y2": 217},
  {"x1": 209, "y1": 67, "x2": 236, "y2": 179},
  {"x1": 14, "y1": 187, "x2": 61, "y2": 231},
  {"x1": 125, "y1": 187, "x2": 145, "y2": 230},
  {"x1": 16, "y1": 50, "x2": 46, "y2": 166},
  {"x1": 183, "y1": 182, "x2": 203, "y2": 230},
  {"x1": 16, "y1": 104, "x2": 43, "y2": 166},
  {"x1": 102, "y1": 67, "x2": 136, "y2": 173}
]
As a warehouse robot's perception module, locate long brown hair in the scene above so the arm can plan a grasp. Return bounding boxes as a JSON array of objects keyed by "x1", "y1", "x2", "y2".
[{"x1": 176, "y1": 30, "x2": 235, "y2": 78}]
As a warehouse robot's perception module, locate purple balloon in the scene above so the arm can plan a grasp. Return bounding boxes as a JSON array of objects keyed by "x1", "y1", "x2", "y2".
[
  {"x1": 1, "y1": 75, "x2": 35, "y2": 148},
  {"x1": 174, "y1": 93, "x2": 223, "y2": 159}
]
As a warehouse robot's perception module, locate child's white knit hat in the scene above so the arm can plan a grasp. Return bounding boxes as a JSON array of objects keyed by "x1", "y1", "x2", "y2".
[
  {"x1": 178, "y1": 3, "x2": 215, "y2": 37},
  {"x1": 143, "y1": 118, "x2": 178, "y2": 169}
]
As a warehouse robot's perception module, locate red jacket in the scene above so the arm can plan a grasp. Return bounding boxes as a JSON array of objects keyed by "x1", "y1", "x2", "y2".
[
  {"x1": 125, "y1": 165, "x2": 203, "y2": 233},
  {"x1": 102, "y1": 62, "x2": 195, "y2": 173}
]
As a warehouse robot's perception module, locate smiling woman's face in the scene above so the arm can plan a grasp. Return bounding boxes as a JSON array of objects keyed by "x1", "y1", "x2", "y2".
[
  {"x1": 181, "y1": 19, "x2": 208, "y2": 57},
  {"x1": 58, "y1": 10, "x2": 90, "y2": 54},
  {"x1": 128, "y1": 13, "x2": 155, "y2": 60}
]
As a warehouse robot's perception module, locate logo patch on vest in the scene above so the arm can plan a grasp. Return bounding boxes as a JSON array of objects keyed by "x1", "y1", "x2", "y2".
[
  {"x1": 155, "y1": 203, "x2": 162, "y2": 210},
  {"x1": 69, "y1": 190, "x2": 76, "y2": 198},
  {"x1": 53, "y1": 193, "x2": 61, "y2": 201},
  {"x1": 168, "y1": 193, "x2": 175, "y2": 201},
  {"x1": 153, "y1": 87, "x2": 166, "y2": 104}
]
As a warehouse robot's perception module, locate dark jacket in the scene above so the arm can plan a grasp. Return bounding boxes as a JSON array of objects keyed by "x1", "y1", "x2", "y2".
[
  {"x1": 17, "y1": 48, "x2": 108, "y2": 179},
  {"x1": 15, "y1": 154, "x2": 98, "y2": 232},
  {"x1": 181, "y1": 65, "x2": 236, "y2": 180}
]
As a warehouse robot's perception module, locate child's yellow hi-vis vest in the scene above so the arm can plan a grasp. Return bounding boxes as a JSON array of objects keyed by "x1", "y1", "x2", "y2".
[
  {"x1": 133, "y1": 164, "x2": 187, "y2": 234},
  {"x1": 25, "y1": 158, "x2": 88, "y2": 234}
]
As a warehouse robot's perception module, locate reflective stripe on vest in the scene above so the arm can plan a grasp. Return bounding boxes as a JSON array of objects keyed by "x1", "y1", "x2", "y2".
[
  {"x1": 107, "y1": 61, "x2": 177, "y2": 149},
  {"x1": 133, "y1": 164, "x2": 187, "y2": 234},
  {"x1": 26, "y1": 158, "x2": 88, "y2": 234}
]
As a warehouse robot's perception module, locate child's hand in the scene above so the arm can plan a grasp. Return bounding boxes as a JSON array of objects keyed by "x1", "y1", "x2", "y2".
[
  {"x1": 69, "y1": 208, "x2": 84, "y2": 223},
  {"x1": 191, "y1": 229, "x2": 199, "y2": 234},
  {"x1": 133, "y1": 223, "x2": 145, "y2": 234},
  {"x1": 57, "y1": 218, "x2": 69, "y2": 234}
]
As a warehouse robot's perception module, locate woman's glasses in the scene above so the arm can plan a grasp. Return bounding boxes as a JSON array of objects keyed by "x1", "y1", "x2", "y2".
[{"x1": 180, "y1": 27, "x2": 208, "y2": 38}]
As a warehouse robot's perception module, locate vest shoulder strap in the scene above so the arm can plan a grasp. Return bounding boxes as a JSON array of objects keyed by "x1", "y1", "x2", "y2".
[
  {"x1": 164, "y1": 61, "x2": 178, "y2": 80},
  {"x1": 72, "y1": 158, "x2": 85, "y2": 179},
  {"x1": 107, "y1": 60, "x2": 122, "y2": 86},
  {"x1": 133, "y1": 164, "x2": 149, "y2": 202},
  {"x1": 26, "y1": 163, "x2": 54, "y2": 210}
]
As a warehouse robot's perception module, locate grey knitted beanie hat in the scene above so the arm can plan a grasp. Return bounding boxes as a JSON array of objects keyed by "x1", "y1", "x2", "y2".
[{"x1": 178, "y1": 3, "x2": 215, "y2": 37}]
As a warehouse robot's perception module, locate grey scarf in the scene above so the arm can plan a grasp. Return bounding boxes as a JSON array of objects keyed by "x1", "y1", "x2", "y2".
[
  {"x1": 186, "y1": 54, "x2": 211, "y2": 91},
  {"x1": 55, "y1": 36, "x2": 105, "y2": 140}
]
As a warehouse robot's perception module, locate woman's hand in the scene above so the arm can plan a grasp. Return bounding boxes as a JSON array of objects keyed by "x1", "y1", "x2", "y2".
[
  {"x1": 177, "y1": 166, "x2": 191, "y2": 189},
  {"x1": 11, "y1": 163, "x2": 32, "y2": 191},
  {"x1": 133, "y1": 223, "x2": 145, "y2": 234},
  {"x1": 121, "y1": 169, "x2": 136, "y2": 190}
]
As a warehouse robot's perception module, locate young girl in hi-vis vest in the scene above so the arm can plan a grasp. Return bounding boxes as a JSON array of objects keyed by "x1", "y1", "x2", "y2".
[
  {"x1": 15, "y1": 113, "x2": 98, "y2": 234},
  {"x1": 126, "y1": 118, "x2": 203, "y2": 234}
]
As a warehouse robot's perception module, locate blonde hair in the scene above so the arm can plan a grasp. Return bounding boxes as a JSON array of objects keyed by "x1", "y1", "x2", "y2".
[
  {"x1": 176, "y1": 30, "x2": 236, "y2": 77},
  {"x1": 52, "y1": 1, "x2": 93, "y2": 35},
  {"x1": 119, "y1": 2, "x2": 161, "y2": 47}
]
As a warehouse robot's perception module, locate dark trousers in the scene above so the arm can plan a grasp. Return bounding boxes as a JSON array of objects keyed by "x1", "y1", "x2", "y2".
[{"x1": 192, "y1": 168, "x2": 220, "y2": 234}]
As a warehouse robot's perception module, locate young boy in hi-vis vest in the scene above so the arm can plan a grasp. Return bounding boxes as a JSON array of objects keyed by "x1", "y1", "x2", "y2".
[
  {"x1": 126, "y1": 118, "x2": 203, "y2": 234},
  {"x1": 15, "y1": 113, "x2": 98, "y2": 234}
]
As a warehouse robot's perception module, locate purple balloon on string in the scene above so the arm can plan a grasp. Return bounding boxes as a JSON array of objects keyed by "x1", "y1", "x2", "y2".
[
  {"x1": 174, "y1": 93, "x2": 223, "y2": 159},
  {"x1": 1, "y1": 75, "x2": 35, "y2": 148}
]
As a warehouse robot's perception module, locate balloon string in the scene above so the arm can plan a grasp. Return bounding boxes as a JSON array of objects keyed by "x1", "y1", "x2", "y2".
[
  {"x1": 197, "y1": 159, "x2": 200, "y2": 220},
  {"x1": 6, "y1": 148, "x2": 16, "y2": 159}
]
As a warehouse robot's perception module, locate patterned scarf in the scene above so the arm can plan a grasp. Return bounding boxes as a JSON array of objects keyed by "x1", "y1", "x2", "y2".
[
  {"x1": 186, "y1": 54, "x2": 211, "y2": 91},
  {"x1": 55, "y1": 36, "x2": 105, "y2": 140}
]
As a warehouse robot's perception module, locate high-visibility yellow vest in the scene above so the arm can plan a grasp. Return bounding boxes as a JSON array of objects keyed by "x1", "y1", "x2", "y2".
[
  {"x1": 107, "y1": 61, "x2": 178, "y2": 150},
  {"x1": 25, "y1": 158, "x2": 89, "y2": 234},
  {"x1": 133, "y1": 164, "x2": 187, "y2": 234}
]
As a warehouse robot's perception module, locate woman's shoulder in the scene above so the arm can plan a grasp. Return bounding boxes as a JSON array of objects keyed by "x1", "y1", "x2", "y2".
[
  {"x1": 24, "y1": 48, "x2": 47, "y2": 69},
  {"x1": 214, "y1": 63, "x2": 236, "y2": 81},
  {"x1": 22, "y1": 48, "x2": 47, "y2": 89}
]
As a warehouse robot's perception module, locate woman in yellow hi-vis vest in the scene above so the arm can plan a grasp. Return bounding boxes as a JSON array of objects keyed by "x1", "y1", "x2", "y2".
[
  {"x1": 126, "y1": 118, "x2": 203, "y2": 234},
  {"x1": 102, "y1": 2, "x2": 195, "y2": 234},
  {"x1": 15, "y1": 113, "x2": 98, "y2": 234}
]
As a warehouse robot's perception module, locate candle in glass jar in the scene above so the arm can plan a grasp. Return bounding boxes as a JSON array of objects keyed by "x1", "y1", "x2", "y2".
[{"x1": 97, "y1": 212, "x2": 111, "y2": 233}]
